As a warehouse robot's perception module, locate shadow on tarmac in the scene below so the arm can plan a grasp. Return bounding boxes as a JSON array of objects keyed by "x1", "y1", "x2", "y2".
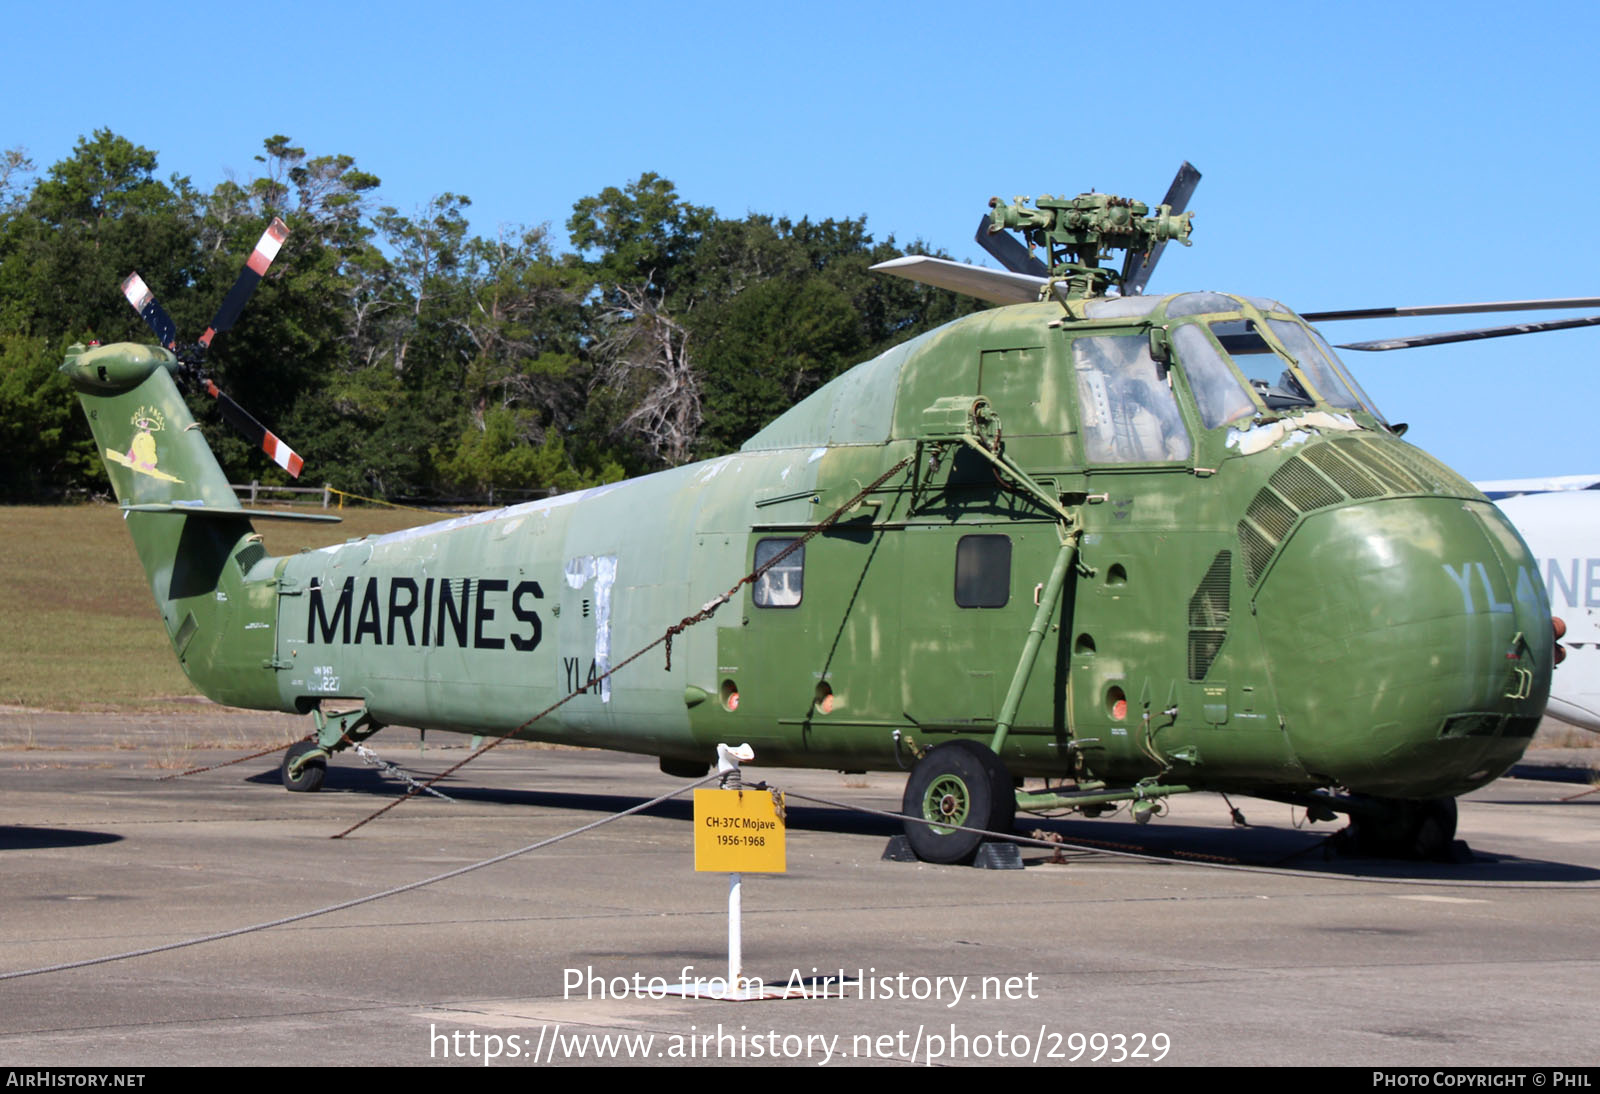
[
  {"x1": 0, "y1": 826, "x2": 121, "y2": 850},
  {"x1": 240, "y1": 761, "x2": 1600, "y2": 885}
]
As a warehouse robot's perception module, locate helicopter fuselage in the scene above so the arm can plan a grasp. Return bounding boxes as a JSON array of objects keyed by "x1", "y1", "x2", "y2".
[{"x1": 65, "y1": 290, "x2": 1552, "y2": 806}]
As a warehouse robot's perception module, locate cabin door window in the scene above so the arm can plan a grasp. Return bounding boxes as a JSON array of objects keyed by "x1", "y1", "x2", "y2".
[
  {"x1": 753, "y1": 538, "x2": 805, "y2": 608},
  {"x1": 955, "y1": 534, "x2": 1012, "y2": 608}
]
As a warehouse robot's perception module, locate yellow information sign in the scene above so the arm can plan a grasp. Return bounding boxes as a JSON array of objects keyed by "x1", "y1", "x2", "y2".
[{"x1": 694, "y1": 789, "x2": 786, "y2": 873}]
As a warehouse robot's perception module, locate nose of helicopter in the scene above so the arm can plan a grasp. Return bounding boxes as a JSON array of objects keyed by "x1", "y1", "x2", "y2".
[{"x1": 1253, "y1": 496, "x2": 1551, "y2": 798}]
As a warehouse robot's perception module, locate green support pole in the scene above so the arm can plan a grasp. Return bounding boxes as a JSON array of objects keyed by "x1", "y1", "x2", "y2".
[{"x1": 990, "y1": 535, "x2": 1078, "y2": 758}]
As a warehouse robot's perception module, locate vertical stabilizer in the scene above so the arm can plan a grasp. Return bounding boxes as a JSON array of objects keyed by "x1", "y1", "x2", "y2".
[
  {"x1": 61, "y1": 342, "x2": 284, "y2": 709},
  {"x1": 63, "y1": 342, "x2": 239, "y2": 509}
]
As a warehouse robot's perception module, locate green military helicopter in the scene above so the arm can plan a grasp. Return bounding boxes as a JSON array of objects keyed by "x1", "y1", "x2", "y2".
[{"x1": 63, "y1": 165, "x2": 1583, "y2": 863}]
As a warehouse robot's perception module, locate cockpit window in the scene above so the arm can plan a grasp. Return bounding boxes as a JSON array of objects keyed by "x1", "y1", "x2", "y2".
[
  {"x1": 1306, "y1": 326, "x2": 1389, "y2": 423},
  {"x1": 1265, "y1": 319, "x2": 1361, "y2": 411},
  {"x1": 1179, "y1": 315, "x2": 1385, "y2": 421},
  {"x1": 1172, "y1": 324, "x2": 1257, "y2": 428},
  {"x1": 1206, "y1": 318, "x2": 1313, "y2": 410},
  {"x1": 1072, "y1": 335, "x2": 1191, "y2": 463}
]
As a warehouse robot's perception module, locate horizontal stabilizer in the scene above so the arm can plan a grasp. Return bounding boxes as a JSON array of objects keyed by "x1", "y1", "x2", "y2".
[
  {"x1": 120, "y1": 503, "x2": 341, "y2": 523},
  {"x1": 870, "y1": 255, "x2": 1048, "y2": 305}
]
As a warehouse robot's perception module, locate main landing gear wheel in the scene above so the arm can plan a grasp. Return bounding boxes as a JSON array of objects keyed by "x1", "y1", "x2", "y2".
[
  {"x1": 1346, "y1": 797, "x2": 1458, "y2": 860},
  {"x1": 901, "y1": 741, "x2": 1016, "y2": 865},
  {"x1": 281, "y1": 740, "x2": 327, "y2": 793}
]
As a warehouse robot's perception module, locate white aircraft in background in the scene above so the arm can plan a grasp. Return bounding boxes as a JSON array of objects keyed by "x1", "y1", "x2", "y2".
[{"x1": 1478, "y1": 476, "x2": 1600, "y2": 732}]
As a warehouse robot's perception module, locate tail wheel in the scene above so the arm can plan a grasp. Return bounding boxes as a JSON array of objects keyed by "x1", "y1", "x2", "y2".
[
  {"x1": 281, "y1": 741, "x2": 327, "y2": 793},
  {"x1": 901, "y1": 741, "x2": 1015, "y2": 864}
]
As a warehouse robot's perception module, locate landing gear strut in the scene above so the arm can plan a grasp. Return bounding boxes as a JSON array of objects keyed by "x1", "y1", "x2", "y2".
[{"x1": 900, "y1": 741, "x2": 1016, "y2": 864}]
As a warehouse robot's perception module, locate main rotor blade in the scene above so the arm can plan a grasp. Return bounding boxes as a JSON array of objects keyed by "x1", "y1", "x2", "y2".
[
  {"x1": 1122, "y1": 161, "x2": 1201, "y2": 296},
  {"x1": 1304, "y1": 296, "x2": 1600, "y2": 322},
  {"x1": 120, "y1": 273, "x2": 179, "y2": 350},
  {"x1": 871, "y1": 255, "x2": 1048, "y2": 305},
  {"x1": 202, "y1": 379, "x2": 304, "y2": 477},
  {"x1": 1335, "y1": 314, "x2": 1600, "y2": 352},
  {"x1": 199, "y1": 217, "x2": 289, "y2": 349},
  {"x1": 974, "y1": 215, "x2": 1048, "y2": 277}
]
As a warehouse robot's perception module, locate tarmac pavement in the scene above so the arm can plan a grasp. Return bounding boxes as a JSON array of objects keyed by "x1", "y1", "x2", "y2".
[{"x1": 0, "y1": 709, "x2": 1596, "y2": 1068}]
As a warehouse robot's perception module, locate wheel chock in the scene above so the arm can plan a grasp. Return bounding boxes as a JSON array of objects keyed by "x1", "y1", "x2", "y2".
[{"x1": 973, "y1": 842, "x2": 1024, "y2": 870}]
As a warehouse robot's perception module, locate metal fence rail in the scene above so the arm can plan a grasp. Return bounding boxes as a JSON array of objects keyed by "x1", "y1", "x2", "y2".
[{"x1": 231, "y1": 480, "x2": 332, "y2": 507}]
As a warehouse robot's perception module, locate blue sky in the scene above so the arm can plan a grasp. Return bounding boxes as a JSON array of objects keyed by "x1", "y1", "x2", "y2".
[{"x1": 6, "y1": 0, "x2": 1597, "y2": 478}]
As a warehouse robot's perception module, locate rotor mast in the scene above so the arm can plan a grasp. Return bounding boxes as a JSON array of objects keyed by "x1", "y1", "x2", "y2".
[{"x1": 984, "y1": 192, "x2": 1193, "y2": 301}]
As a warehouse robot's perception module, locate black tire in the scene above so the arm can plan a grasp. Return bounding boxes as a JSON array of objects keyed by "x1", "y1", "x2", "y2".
[
  {"x1": 1410, "y1": 797, "x2": 1459, "y2": 859},
  {"x1": 659, "y1": 756, "x2": 710, "y2": 779},
  {"x1": 901, "y1": 741, "x2": 1015, "y2": 865},
  {"x1": 1348, "y1": 796, "x2": 1457, "y2": 859},
  {"x1": 281, "y1": 740, "x2": 327, "y2": 793}
]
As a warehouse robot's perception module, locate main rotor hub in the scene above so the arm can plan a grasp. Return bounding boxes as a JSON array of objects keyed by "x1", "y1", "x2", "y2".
[{"x1": 987, "y1": 191, "x2": 1193, "y2": 300}]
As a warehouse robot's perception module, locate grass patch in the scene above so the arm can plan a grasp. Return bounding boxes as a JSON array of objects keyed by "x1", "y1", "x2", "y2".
[{"x1": 0, "y1": 502, "x2": 450, "y2": 710}]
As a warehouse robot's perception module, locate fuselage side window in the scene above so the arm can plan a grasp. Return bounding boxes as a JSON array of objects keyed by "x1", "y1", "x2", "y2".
[
  {"x1": 1071, "y1": 334, "x2": 1192, "y2": 463},
  {"x1": 753, "y1": 538, "x2": 804, "y2": 608},
  {"x1": 955, "y1": 534, "x2": 1012, "y2": 608}
]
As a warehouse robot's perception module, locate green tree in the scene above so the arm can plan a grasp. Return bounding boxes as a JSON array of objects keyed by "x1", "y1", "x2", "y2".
[
  {"x1": 0, "y1": 147, "x2": 980, "y2": 503},
  {"x1": 694, "y1": 273, "x2": 858, "y2": 452},
  {"x1": 189, "y1": 138, "x2": 384, "y2": 487},
  {"x1": 0, "y1": 147, "x2": 33, "y2": 213},
  {"x1": 567, "y1": 173, "x2": 712, "y2": 300},
  {"x1": 0, "y1": 130, "x2": 196, "y2": 344},
  {"x1": 430, "y1": 223, "x2": 601, "y2": 497},
  {"x1": 0, "y1": 334, "x2": 91, "y2": 500},
  {"x1": 456, "y1": 224, "x2": 587, "y2": 425},
  {"x1": 685, "y1": 214, "x2": 984, "y2": 455},
  {"x1": 567, "y1": 175, "x2": 723, "y2": 465},
  {"x1": 435, "y1": 406, "x2": 619, "y2": 504},
  {"x1": 0, "y1": 132, "x2": 195, "y2": 497}
]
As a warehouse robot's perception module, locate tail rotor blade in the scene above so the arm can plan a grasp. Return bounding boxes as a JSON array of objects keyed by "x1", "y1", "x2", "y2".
[
  {"x1": 1122, "y1": 161, "x2": 1201, "y2": 296},
  {"x1": 121, "y1": 217, "x2": 305, "y2": 478},
  {"x1": 120, "y1": 272, "x2": 180, "y2": 350},
  {"x1": 203, "y1": 379, "x2": 304, "y2": 478},
  {"x1": 199, "y1": 217, "x2": 289, "y2": 349}
]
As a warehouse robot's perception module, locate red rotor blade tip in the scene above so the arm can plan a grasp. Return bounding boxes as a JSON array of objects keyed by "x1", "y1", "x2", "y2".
[
  {"x1": 261, "y1": 431, "x2": 304, "y2": 478},
  {"x1": 121, "y1": 273, "x2": 153, "y2": 312},
  {"x1": 246, "y1": 218, "x2": 289, "y2": 276}
]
